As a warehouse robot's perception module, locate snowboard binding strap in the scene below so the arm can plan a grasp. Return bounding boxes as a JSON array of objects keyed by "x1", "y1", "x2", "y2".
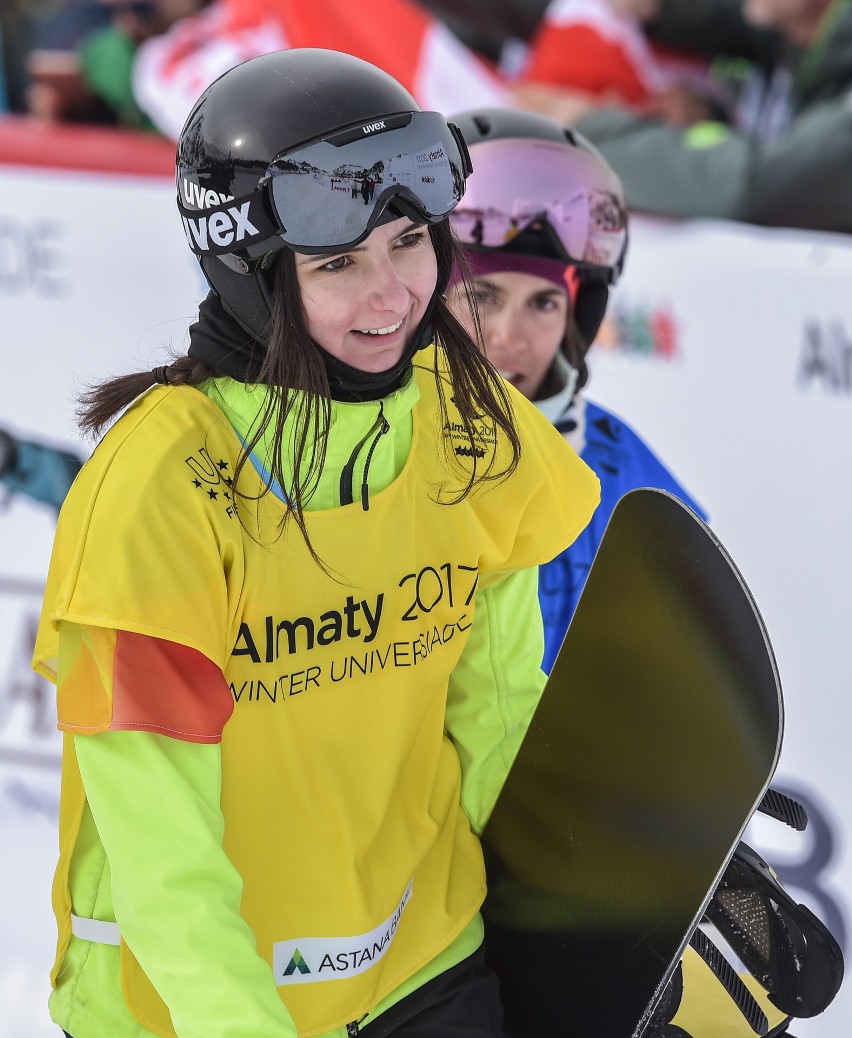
[
  {"x1": 688, "y1": 927, "x2": 769, "y2": 1035},
  {"x1": 756, "y1": 789, "x2": 808, "y2": 832}
]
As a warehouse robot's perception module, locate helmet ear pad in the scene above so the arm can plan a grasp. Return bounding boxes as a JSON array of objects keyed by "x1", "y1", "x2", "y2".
[
  {"x1": 572, "y1": 277, "x2": 610, "y2": 351},
  {"x1": 200, "y1": 255, "x2": 276, "y2": 343}
]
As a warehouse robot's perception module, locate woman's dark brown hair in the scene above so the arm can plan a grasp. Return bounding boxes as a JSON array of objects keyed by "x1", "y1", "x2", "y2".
[
  {"x1": 78, "y1": 221, "x2": 521, "y2": 558},
  {"x1": 561, "y1": 308, "x2": 591, "y2": 394}
]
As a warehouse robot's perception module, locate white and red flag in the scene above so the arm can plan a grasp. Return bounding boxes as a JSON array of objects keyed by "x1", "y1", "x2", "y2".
[{"x1": 133, "y1": 0, "x2": 507, "y2": 140}]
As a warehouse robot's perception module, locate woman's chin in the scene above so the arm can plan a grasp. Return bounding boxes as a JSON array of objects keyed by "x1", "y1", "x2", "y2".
[{"x1": 347, "y1": 342, "x2": 407, "y2": 374}]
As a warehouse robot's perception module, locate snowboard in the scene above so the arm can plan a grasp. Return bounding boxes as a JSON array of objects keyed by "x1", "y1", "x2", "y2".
[{"x1": 481, "y1": 488, "x2": 783, "y2": 1037}]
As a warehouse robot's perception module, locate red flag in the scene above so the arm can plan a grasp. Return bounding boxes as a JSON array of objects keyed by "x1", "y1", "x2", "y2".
[{"x1": 523, "y1": 0, "x2": 707, "y2": 107}]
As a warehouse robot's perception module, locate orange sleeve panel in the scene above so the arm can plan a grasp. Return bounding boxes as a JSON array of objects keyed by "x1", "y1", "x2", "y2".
[{"x1": 57, "y1": 624, "x2": 233, "y2": 744}]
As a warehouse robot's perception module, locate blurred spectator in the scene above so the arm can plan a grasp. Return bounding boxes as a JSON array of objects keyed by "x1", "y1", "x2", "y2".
[
  {"x1": 10, "y1": 0, "x2": 512, "y2": 137},
  {"x1": 1, "y1": 1, "x2": 110, "y2": 112},
  {"x1": 511, "y1": 0, "x2": 852, "y2": 233},
  {"x1": 24, "y1": 0, "x2": 209, "y2": 127},
  {"x1": 0, "y1": 428, "x2": 82, "y2": 512},
  {"x1": 517, "y1": 0, "x2": 727, "y2": 124}
]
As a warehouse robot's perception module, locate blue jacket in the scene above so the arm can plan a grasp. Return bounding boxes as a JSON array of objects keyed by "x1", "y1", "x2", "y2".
[{"x1": 539, "y1": 397, "x2": 706, "y2": 673}]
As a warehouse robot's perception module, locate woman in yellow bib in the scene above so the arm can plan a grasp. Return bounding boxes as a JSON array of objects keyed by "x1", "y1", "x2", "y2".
[{"x1": 33, "y1": 48, "x2": 599, "y2": 1038}]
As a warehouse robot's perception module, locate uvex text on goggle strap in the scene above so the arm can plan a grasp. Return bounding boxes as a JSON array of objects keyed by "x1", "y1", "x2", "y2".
[
  {"x1": 177, "y1": 112, "x2": 472, "y2": 258},
  {"x1": 450, "y1": 137, "x2": 628, "y2": 279}
]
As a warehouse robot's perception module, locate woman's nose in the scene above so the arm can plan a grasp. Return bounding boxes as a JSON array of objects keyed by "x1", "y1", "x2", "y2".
[
  {"x1": 367, "y1": 258, "x2": 409, "y2": 312},
  {"x1": 484, "y1": 309, "x2": 521, "y2": 358}
]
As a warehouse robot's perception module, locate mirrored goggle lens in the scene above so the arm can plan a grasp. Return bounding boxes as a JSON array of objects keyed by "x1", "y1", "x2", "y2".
[
  {"x1": 450, "y1": 137, "x2": 627, "y2": 270},
  {"x1": 267, "y1": 111, "x2": 467, "y2": 252}
]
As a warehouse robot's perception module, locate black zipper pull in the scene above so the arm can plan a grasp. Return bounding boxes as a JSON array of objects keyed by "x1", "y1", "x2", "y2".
[
  {"x1": 360, "y1": 407, "x2": 390, "y2": 511},
  {"x1": 339, "y1": 402, "x2": 388, "y2": 508}
]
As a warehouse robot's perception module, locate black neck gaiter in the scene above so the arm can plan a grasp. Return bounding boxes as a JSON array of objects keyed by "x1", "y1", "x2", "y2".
[
  {"x1": 187, "y1": 292, "x2": 265, "y2": 382},
  {"x1": 318, "y1": 299, "x2": 437, "y2": 402}
]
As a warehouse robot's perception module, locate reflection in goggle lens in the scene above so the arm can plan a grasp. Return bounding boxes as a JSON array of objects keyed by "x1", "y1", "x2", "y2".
[
  {"x1": 451, "y1": 138, "x2": 627, "y2": 272},
  {"x1": 267, "y1": 112, "x2": 467, "y2": 252}
]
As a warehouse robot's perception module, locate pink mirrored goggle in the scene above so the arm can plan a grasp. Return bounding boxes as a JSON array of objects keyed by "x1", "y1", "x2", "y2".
[{"x1": 450, "y1": 137, "x2": 628, "y2": 281}]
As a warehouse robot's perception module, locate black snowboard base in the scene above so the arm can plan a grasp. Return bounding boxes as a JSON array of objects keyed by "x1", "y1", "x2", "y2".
[{"x1": 482, "y1": 489, "x2": 783, "y2": 1037}]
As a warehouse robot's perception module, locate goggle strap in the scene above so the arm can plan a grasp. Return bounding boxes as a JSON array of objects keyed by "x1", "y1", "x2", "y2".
[{"x1": 447, "y1": 121, "x2": 473, "y2": 179}]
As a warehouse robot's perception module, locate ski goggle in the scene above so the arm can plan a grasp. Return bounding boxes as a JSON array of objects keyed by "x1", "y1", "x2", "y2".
[
  {"x1": 178, "y1": 111, "x2": 471, "y2": 258},
  {"x1": 450, "y1": 137, "x2": 628, "y2": 279}
]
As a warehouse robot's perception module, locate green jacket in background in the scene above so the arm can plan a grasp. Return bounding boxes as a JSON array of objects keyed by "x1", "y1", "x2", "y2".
[
  {"x1": 79, "y1": 26, "x2": 154, "y2": 130},
  {"x1": 575, "y1": 0, "x2": 852, "y2": 233}
]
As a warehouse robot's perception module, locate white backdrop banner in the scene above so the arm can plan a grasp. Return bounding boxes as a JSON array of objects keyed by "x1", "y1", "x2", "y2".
[{"x1": 1, "y1": 136, "x2": 849, "y2": 1035}]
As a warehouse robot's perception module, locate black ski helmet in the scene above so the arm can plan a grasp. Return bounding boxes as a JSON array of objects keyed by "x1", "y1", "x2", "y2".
[
  {"x1": 448, "y1": 106, "x2": 628, "y2": 350},
  {"x1": 177, "y1": 48, "x2": 473, "y2": 341}
]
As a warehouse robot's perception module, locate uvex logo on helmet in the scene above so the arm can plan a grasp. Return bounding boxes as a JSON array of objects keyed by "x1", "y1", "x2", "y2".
[
  {"x1": 179, "y1": 178, "x2": 262, "y2": 254},
  {"x1": 362, "y1": 121, "x2": 387, "y2": 135},
  {"x1": 182, "y1": 178, "x2": 234, "y2": 210},
  {"x1": 182, "y1": 202, "x2": 261, "y2": 252}
]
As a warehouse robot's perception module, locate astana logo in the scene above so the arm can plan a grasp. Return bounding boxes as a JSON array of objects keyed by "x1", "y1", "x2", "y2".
[
  {"x1": 283, "y1": 948, "x2": 311, "y2": 977},
  {"x1": 274, "y1": 878, "x2": 414, "y2": 985}
]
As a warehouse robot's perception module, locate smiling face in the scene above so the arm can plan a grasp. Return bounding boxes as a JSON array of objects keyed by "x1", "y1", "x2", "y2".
[
  {"x1": 294, "y1": 218, "x2": 438, "y2": 374},
  {"x1": 449, "y1": 270, "x2": 570, "y2": 400}
]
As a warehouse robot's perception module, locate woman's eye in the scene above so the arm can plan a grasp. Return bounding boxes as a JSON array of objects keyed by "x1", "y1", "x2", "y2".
[
  {"x1": 396, "y1": 231, "x2": 426, "y2": 249},
  {"x1": 319, "y1": 254, "x2": 350, "y2": 273},
  {"x1": 532, "y1": 294, "x2": 563, "y2": 313},
  {"x1": 472, "y1": 289, "x2": 499, "y2": 309}
]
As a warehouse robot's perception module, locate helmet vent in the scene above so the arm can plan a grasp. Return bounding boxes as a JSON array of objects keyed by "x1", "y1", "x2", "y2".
[{"x1": 472, "y1": 115, "x2": 493, "y2": 137}]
